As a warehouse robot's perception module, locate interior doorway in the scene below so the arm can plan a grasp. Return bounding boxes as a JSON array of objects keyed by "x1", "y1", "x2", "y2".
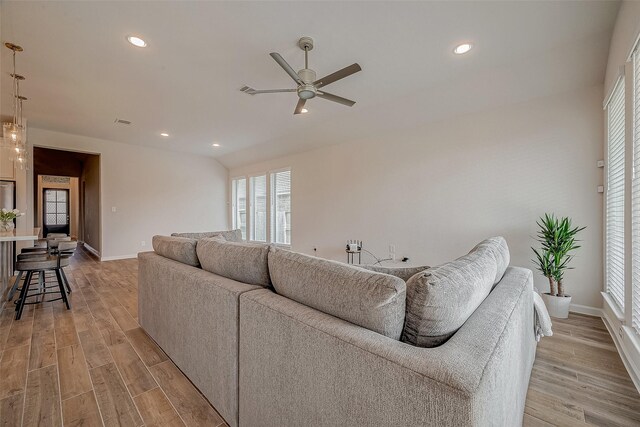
[
  {"x1": 43, "y1": 188, "x2": 70, "y2": 236},
  {"x1": 33, "y1": 147, "x2": 101, "y2": 255}
]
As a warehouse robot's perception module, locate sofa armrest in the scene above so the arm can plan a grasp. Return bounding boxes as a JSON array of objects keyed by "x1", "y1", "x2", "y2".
[{"x1": 239, "y1": 266, "x2": 535, "y2": 426}]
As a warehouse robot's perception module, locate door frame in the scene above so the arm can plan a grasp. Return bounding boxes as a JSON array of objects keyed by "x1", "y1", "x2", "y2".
[{"x1": 42, "y1": 187, "x2": 70, "y2": 236}]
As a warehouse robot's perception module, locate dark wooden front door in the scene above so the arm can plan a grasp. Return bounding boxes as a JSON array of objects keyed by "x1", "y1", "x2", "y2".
[{"x1": 43, "y1": 188, "x2": 70, "y2": 236}]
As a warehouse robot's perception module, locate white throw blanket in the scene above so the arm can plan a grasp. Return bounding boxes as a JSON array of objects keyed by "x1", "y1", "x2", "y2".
[{"x1": 533, "y1": 289, "x2": 553, "y2": 341}]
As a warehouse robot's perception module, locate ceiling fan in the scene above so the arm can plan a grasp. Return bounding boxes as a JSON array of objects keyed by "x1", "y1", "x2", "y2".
[{"x1": 241, "y1": 37, "x2": 362, "y2": 115}]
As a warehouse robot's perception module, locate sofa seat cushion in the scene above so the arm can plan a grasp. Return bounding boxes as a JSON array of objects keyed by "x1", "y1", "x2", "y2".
[
  {"x1": 172, "y1": 229, "x2": 243, "y2": 242},
  {"x1": 268, "y1": 247, "x2": 406, "y2": 340},
  {"x1": 402, "y1": 236, "x2": 510, "y2": 348},
  {"x1": 197, "y1": 237, "x2": 270, "y2": 287},
  {"x1": 152, "y1": 235, "x2": 200, "y2": 267}
]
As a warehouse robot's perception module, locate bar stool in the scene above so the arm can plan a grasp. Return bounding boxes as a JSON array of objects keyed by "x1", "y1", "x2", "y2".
[
  {"x1": 13, "y1": 241, "x2": 76, "y2": 320},
  {"x1": 7, "y1": 238, "x2": 74, "y2": 301}
]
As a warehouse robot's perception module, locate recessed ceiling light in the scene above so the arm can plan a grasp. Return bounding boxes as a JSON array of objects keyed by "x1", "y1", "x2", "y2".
[
  {"x1": 453, "y1": 43, "x2": 473, "y2": 55},
  {"x1": 212, "y1": 143, "x2": 220, "y2": 147},
  {"x1": 160, "y1": 132, "x2": 169, "y2": 137},
  {"x1": 301, "y1": 108, "x2": 308, "y2": 113},
  {"x1": 127, "y1": 36, "x2": 147, "y2": 48}
]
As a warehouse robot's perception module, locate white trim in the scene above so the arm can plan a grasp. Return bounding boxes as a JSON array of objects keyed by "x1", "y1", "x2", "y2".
[
  {"x1": 569, "y1": 304, "x2": 603, "y2": 317},
  {"x1": 83, "y1": 242, "x2": 100, "y2": 258},
  {"x1": 602, "y1": 291, "x2": 625, "y2": 321},
  {"x1": 603, "y1": 68, "x2": 625, "y2": 109},
  {"x1": 625, "y1": 27, "x2": 640, "y2": 62},
  {"x1": 601, "y1": 300, "x2": 640, "y2": 393},
  {"x1": 100, "y1": 253, "x2": 137, "y2": 262}
]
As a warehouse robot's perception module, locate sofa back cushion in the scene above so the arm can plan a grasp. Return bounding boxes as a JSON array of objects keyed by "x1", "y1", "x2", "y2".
[
  {"x1": 268, "y1": 247, "x2": 406, "y2": 340},
  {"x1": 358, "y1": 264, "x2": 430, "y2": 282},
  {"x1": 172, "y1": 229, "x2": 243, "y2": 242},
  {"x1": 402, "y1": 236, "x2": 510, "y2": 348},
  {"x1": 197, "y1": 237, "x2": 270, "y2": 287},
  {"x1": 152, "y1": 235, "x2": 199, "y2": 267}
]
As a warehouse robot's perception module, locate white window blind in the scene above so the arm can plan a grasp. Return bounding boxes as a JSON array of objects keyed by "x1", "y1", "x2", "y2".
[
  {"x1": 633, "y1": 49, "x2": 640, "y2": 332},
  {"x1": 606, "y1": 77, "x2": 626, "y2": 311},
  {"x1": 271, "y1": 170, "x2": 291, "y2": 245},
  {"x1": 250, "y1": 175, "x2": 267, "y2": 242},
  {"x1": 232, "y1": 178, "x2": 247, "y2": 240}
]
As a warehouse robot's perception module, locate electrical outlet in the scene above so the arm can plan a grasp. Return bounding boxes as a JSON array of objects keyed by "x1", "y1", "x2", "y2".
[{"x1": 141, "y1": 241, "x2": 146, "y2": 247}]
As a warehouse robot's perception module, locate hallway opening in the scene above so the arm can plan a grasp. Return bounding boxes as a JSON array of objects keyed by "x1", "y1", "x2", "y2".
[{"x1": 33, "y1": 147, "x2": 101, "y2": 256}]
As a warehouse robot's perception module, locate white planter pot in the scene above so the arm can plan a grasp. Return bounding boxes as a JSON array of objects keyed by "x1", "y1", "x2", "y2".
[{"x1": 541, "y1": 293, "x2": 572, "y2": 319}]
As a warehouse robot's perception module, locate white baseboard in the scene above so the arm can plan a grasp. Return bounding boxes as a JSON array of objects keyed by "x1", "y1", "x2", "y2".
[
  {"x1": 569, "y1": 303, "x2": 603, "y2": 317},
  {"x1": 600, "y1": 306, "x2": 640, "y2": 393},
  {"x1": 83, "y1": 243, "x2": 100, "y2": 258},
  {"x1": 100, "y1": 254, "x2": 137, "y2": 262}
]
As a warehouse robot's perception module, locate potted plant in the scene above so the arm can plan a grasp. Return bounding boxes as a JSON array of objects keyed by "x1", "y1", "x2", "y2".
[
  {"x1": 532, "y1": 213, "x2": 585, "y2": 318},
  {"x1": 0, "y1": 208, "x2": 24, "y2": 232}
]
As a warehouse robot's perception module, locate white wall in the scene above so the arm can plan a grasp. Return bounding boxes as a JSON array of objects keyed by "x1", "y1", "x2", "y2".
[
  {"x1": 27, "y1": 128, "x2": 228, "y2": 260},
  {"x1": 604, "y1": 1, "x2": 640, "y2": 96},
  {"x1": 230, "y1": 85, "x2": 604, "y2": 309}
]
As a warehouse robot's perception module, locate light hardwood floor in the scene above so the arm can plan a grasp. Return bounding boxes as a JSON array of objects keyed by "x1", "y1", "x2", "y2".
[
  {"x1": 0, "y1": 246, "x2": 638, "y2": 426},
  {"x1": 524, "y1": 313, "x2": 640, "y2": 426},
  {"x1": 0, "y1": 246, "x2": 227, "y2": 427}
]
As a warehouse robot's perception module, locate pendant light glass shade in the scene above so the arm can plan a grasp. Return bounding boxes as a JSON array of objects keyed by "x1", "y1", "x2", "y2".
[
  {"x1": 14, "y1": 96, "x2": 28, "y2": 170},
  {"x1": 2, "y1": 42, "x2": 28, "y2": 169}
]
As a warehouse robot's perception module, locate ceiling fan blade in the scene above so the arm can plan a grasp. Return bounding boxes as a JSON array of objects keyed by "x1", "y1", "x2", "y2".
[
  {"x1": 270, "y1": 53, "x2": 302, "y2": 84},
  {"x1": 241, "y1": 87, "x2": 297, "y2": 95},
  {"x1": 316, "y1": 91, "x2": 356, "y2": 107},
  {"x1": 294, "y1": 98, "x2": 307, "y2": 115},
  {"x1": 314, "y1": 63, "x2": 361, "y2": 88}
]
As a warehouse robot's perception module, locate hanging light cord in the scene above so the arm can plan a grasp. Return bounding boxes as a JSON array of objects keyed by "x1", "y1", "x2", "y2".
[{"x1": 12, "y1": 50, "x2": 17, "y2": 125}]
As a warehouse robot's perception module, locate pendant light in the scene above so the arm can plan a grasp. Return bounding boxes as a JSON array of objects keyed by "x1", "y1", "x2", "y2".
[
  {"x1": 15, "y1": 95, "x2": 28, "y2": 169},
  {"x1": 3, "y1": 42, "x2": 24, "y2": 153}
]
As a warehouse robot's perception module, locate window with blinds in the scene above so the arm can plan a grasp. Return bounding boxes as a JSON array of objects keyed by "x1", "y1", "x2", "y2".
[
  {"x1": 606, "y1": 77, "x2": 626, "y2": 311},
  {"x1": 231, "y1": 177, "x2": 247, "y2": 240},
  {"x1": 250, "y1": 175, "x2": 267, "y2": 242},
  {"x1": 232, "y1": 170, "x2": 292, "y2": 245},
  {"x1": 271, "y1": 170, "x2": 291, "y2": 245},
  {"x1": 633, "y1": 50, "x2": 640, "y2": 332}
]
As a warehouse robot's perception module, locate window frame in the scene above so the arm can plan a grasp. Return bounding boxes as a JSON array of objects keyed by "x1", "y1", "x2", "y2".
[
  {"x1": 230, "y1": 176, "x2": 247, "y2": 240},
  {"x1": 632, "y1": 47, "x2": 640, "y2": 334},
  {"x1": 269, "y1": 167, "x2": 292, "y2": 246},
  {"x1": 605, "y1": 75, "x2": 627, "y2": 313},
  {"x1": 248, "y1": 173, "x2": 268, "y2": 243},
  {"x1": 230, "y1": 168, "x2": 292, "y2": 247}
]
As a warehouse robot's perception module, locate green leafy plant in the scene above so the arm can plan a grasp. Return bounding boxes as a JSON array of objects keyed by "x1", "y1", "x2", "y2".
[
  {"x1": 531, "y1": 213, "x2": 585, "y2": 297},
  {"x1": 0, "y1": 208, "x2": 23, "y2": 222}
]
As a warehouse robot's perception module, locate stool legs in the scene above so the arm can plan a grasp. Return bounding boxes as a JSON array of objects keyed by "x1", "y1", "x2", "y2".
[
  {"x1": 55, "y1": 269, "x2": 71, "y2": 310},
  {"x1": 7, "y1": 271, "x2": 23, "y2": 301},
  {"x1": 14, "y1": 268, "x2": 71, "y2": 320},
  {"x1": 15, "y1": 271, "x2": 33, "y2": 320},
  {"x1": 60, "y1": 268, "x2": 71, "y2": 294}
]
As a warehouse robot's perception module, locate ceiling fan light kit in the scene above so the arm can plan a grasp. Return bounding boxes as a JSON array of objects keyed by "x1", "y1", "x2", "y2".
[{"x1": 242, "y1": 36, "x2": 362, "y2": 115}]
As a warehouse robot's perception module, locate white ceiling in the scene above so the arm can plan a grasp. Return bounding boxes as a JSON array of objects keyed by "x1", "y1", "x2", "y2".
[{"x1": 0, "y1": 1, "x2": 619, "y2": 168}]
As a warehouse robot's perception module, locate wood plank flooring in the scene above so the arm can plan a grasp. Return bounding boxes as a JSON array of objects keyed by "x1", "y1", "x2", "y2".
[
  {"x1": 0, "y1": 246, "x2": 227, "y2": 427},
  {"x1": 0, "y1": 245, "x2": 638, "y2": 426},
  {"x1": 524, "y1": 312, "x2": 640, "y2": 426}
]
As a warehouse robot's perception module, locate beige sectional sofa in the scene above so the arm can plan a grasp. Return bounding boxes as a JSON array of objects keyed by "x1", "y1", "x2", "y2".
[{"x1": 138, "y1": 231, "x2": 536, "y2": 427}]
